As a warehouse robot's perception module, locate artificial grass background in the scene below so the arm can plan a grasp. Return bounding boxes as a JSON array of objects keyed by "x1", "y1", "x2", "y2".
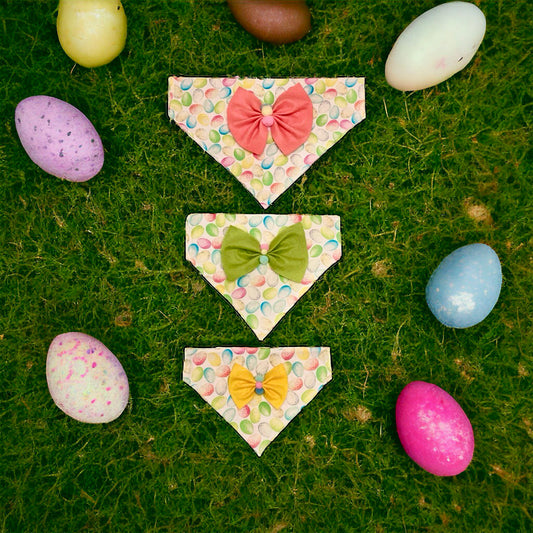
[{"x1": 0, "y1": 0, "x2": 531, "y2": 531}]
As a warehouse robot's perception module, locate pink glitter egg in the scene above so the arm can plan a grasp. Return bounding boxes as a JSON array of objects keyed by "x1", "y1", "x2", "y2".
[
  {"x1": 396, "y1": 381, "x2": 474, "y2": 476},
  {"x1": 15, "y1": 95, "x2": 104, "y2": 182},
  {"x1": 46, "y1": 332, "x2": 129, "y2": 423}
]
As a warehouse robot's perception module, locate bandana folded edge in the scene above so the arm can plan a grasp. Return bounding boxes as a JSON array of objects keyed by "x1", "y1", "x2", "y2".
[
  {"x1": 182, "y1": 346, "x2": 333, "y2": 456},
  {"x1": 168, "y1": 76, "x2": 366, "y2": 209},
  {"x1": 184, "y1": 213, "x2": 343, "y2": 341}
]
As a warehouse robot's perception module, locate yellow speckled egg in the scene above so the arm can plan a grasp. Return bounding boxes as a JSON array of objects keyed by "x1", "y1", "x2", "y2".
[{"x1": 57, "y1": 0, "x2": 127, "y2": 68}]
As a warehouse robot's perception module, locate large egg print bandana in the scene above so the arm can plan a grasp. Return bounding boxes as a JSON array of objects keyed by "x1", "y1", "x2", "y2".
[
  {"x1": 183, "y1": 347, "x2": 332, "y2": 456},
  {"x1": 186, "y1": 213, "x2": 342, "y2": 340},
  {"x1": 169, "y1": 77, "x2": 366, "y2": 208}
]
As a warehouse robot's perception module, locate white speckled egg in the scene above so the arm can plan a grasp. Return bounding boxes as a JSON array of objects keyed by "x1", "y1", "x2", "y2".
[
  {"x1": 46, "y1": 332, "x2": 129, "y2": 423},
  {"x1": 385, "y1": 2, "x2": 486, "y2": 91},
  {"x1": 426, "y1": 243, "x2": 502, "y2": 328},
  {"x1": 15, "y1": 95, "x2": 104, "y2": 182}
]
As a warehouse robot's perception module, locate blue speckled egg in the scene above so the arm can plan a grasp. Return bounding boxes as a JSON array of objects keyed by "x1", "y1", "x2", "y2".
[{"x1": 426, "y1": 243, "x2": 502, "y2": 328}]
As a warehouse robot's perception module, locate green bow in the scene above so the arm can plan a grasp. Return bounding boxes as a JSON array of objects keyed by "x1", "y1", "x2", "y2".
[{"x1": 221, "y1": 222, "x2": 308, "y2": 283}]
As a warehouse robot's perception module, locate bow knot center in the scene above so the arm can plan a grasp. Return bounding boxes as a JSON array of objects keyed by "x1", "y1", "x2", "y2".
[
  {"x1": 261, "y1": 104, "x2": 275, "y2": 127},
  {"x1": 261, "y1": 115, "x2": 275, "y2": 127},
  {"x1": 228, "y1": 364, "x2": 288, "y2": 410},
  {"x1": 227, "y1": 84, "x2": 313, "y2": 155},
  {"x1": 220, "y1": 222, "x2": 308, "y2": 283}
]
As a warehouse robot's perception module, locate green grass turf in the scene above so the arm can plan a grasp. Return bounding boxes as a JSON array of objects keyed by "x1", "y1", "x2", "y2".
[{"x1": 0, "y1": 0, "x2": 532, "y2": 531}]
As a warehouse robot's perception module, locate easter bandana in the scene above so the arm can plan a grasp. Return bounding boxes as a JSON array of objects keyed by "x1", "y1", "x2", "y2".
[
  {"x1": 183, "y1": 347, "x2": 332, "y2": 456},
  {"x1": 168, "y1": 77, "x2": 366, "y2": 208},
  {"x1": 186, "y1": 213, "x2": 342, "y2": 341}
]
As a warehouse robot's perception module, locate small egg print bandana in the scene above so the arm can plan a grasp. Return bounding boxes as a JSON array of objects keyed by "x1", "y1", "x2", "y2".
[
  {"x1": 168, "y1": 76, "x2": 366, "y2": 208},
  {"x1": 183, "y1": 347, "x2": 332, "y2": 456},
  {"x1": 185, "y1": 213, "x2": 342, "y2": 341}
]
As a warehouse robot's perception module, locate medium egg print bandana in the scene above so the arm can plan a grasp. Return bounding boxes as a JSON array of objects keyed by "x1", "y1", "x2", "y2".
[
  {"x1": 185, "y1": 213, "x2": 342, "y2": 341},
  {"x1": 183, "y1": 347, "x2": 332, "y2": 456},
  {"x1": 168, "y1": 77, "x2": 366, "y2": 208}
]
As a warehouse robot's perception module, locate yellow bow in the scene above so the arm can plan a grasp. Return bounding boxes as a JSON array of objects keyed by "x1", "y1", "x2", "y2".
[{"x1": 228, "y1": 363, "x2": 288, "y2": 410}]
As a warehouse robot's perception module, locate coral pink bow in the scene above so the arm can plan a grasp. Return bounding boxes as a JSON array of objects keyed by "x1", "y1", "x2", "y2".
[{"x1": 227, "y1": 84, "x2": 313, "y2": 156}]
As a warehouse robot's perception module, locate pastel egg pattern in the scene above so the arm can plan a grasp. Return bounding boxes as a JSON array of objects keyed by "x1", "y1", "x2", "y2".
[
  {"x1": 168, "y1": 77, "x2": 365, "y2": 208},
  {"x1": 426, "y1": 243, "x2": 502, "y2": 328},
  {"x1": 185, "y1": 213, "x2": 342, "y2": 341},
  {"x1": 15, "y1": 95, "x2": 104, "y2": 182},
  {"x1": 183, "y1": 347, "x2": 332, "y2": 456},
  {"x1": 396, "y1": 381, "x2": 475, "y2": 476},
  {"x1": 46, "y1": 332, "x2": 129, "y2": 423}
]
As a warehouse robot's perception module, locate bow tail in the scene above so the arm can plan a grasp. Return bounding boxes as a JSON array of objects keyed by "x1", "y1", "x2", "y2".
[
  {"x1": 267, "y1": 223, "x2": 309, "y2": 283},
  {"x1": 263, "y1": 364, "x2": 289, "y2": 409},
  {"x1": 271, "y1": 84, "x2": 314, "y2": 155},
  {"x1": 227, "y1": 87, "x2": 269, "y2": 155},
  {"x1": 228, "y1": 364, "x2": 256, "y2": 409},
  {"x1": 229, "y1": 115, "x2": 269, "y2": 155},
  {"x1": 221, "y1": 225, "x2": 262, "y2": 281}
]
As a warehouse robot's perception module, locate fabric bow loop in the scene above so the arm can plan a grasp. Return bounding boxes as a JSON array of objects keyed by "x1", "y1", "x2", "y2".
[
  {"x1": 227, "y1": 84, "x2": 313, "y2": 156},
  {"x1": 228, "y1": 363, "x2": 288, "y2": 409},
  {"x1": 220, "y1": 222, "x2": 308, "y2": 283}
]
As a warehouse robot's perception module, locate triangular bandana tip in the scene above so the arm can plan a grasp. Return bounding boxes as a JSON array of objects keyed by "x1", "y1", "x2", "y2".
[
  {"x1": 183, "y1": 347, "x2": 332, "y2": 456},
  {"x1": 169, "y1": 76, "x2": 365, "y2": 208},
  {"x1": 185, "y1": 213, "x2": 342, "y2": 341}
]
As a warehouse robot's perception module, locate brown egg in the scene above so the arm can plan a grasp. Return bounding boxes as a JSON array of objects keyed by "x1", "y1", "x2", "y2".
[{"x1": 228, "y1": 0, "x2": 311, "y2": 44}]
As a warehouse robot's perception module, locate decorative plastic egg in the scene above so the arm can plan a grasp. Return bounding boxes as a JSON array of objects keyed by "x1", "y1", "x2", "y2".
[
  {"x1": 396, "y1": 381, "x2": 474, "y2": 476},
  {"x1": 15, "y1": 95, "x2": 104, "y2": 182},
  {"x1": 385, "y1": 2, "x2": 486, "y2": 91},
  {"x1": 227, "y1": 0, "x2": 311, "y2": 44},
  {"x1": 426, "y1": 243, "x2": 502, "y2": 328},
  {"x1": 46, "y1": 332, "x2": 129, "y2": 423},
  {"x1": 57, "y1": 0, "x2": 127, "y2": 68}
]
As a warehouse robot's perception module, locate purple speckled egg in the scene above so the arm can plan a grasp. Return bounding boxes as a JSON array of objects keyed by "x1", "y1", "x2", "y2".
[
  {"x1": 396, "y1": 381, "x2": 474, "y2": 476},
  {"x1": 15, "y1": 95, "x2": 104, "y2": 182},
  {"x1": 46, "y1": 332, "x2": 129, "y2": 423}
]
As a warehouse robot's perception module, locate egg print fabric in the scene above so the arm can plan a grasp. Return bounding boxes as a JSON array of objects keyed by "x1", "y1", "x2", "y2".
[
  {"x1": 183, "y1": 347, "x2": 332, "y2": 456},
  {"x1": 186, "y1": 213, "x2": 342, "y2": 340},
  {"x1": 168, "y1": 77, "x2": 366, "y2": 208}
]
